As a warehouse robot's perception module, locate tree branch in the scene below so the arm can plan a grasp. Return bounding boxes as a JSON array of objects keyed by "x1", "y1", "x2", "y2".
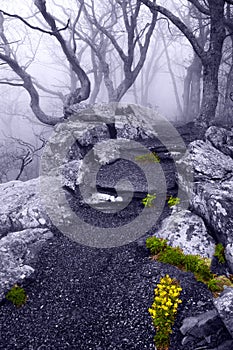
[
  {"x1": 34, "y1": 0, "x2": 90, "y2": 106},
  {"x1": 0, "y1": 52, "x2": 62, "y2": 125},
  {"x1": 0, "y1": 80, "x2": 24, "y2": 86},
  {"x1": 0, "y1": 9, "x2": 70, "y2": 35},
  {"x1": 32, "y1": 78, "x2": 65, "y2": 101},
  {"x1": 140, "y1": 0, "x2": 206, "y2": 62},
  {"x1": 81, "y1": 1, "x2": 127, "y2": 62}
]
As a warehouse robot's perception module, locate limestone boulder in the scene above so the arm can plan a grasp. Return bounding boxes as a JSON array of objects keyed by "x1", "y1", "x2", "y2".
[
  {"x1": 0, "y1": 228, "x2": 53, "y2": 300},
  {"x1": 177, "y1": 135, "x2": 233, "y2": 271},
  {"x1": 180, "y1": 309, "x2": 233, "y2": 349},
  {"x1": 0, "y1": 179, "x2": 51, "y2": 238},
  {"x1": 177, "y1": 140, "x2": 233, "y2": 185},
  {"x1": 214, "y1": 288, "x2": 233, "y2": 338},
  {"x1": 153, "y1": 209, "x2": 215, "y2": 258},
  {"x1": 205, "y1": 126, "x2": 233, "y2": 158},
  {"x1": 60, "y1": 160, "x2": 82, "y2": 190},
  {"x1": 190, "y1": 178, "x2": 233, "y2": 247}
]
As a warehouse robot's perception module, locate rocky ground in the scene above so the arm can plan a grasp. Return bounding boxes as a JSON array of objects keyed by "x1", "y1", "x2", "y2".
[
  {"x1": 0, "y1": 118, "x2": 233, "y2": 350},
  {"x1": 0, "y1": 224, "x2": 219, "y2": 350}
]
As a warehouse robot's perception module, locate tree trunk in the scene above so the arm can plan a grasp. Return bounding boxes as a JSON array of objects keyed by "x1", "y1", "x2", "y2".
[
  {"x1": 141, "y1": 0, "x2": 225, "y2": 127},
  {"x1": 183, "y1": 66, "x2": 192, "y2": 122},
  {"x1": 223, "y1": 64, "x2": 233, "y2": 125},
  {"x1": 189, "y1": 55, "x2": 202, "y2": 121},
  {"x1": 89, "y1": 49, "x2": 103, "y2": 105},
  {"x1": 196, "y1": 0, "x2": 226, "y2": 127},
  {"x1": 223, "y1": 36, "x2": 233, "y2": 125},
  {"x1": 197, "y1": 60, "x2": 219, "y2": 127},
  {"x1": 161, "y1": 32, "x2": 183, "y2": 117}
]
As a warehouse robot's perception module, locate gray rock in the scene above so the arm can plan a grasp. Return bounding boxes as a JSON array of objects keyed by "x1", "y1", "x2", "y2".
[
  {"x1": 205, "y1": 126, "x2": 233, "y2": 158},
  {"x1": 177, "y1": 140, "x2": 233, "y2": 184},
  {"x1": 209, "y1": 340, "x2": 233, "y2": 350},
  {"x1": 153, "y1": 209, "x2": 215, "y2": 258},
  {"x1": 93, "y1": 139, "x2": 122, "y2": 165},
  {"x1": 180, "y1": 309, "x2": 232, "y2": 348},
  {"x1": 0, "y1": 228, "x2": 53, "y2": 300},
  {"x1": 60, "y1": 160, "x2": 82, "y2": 190},
  {"x1": 177, "y1": 136, "x2": 233, "y2": 271},
  {"x1": 0, "y1": 179, "x2": 51, "y2": 237},
  {"x1": 190, "y1": 178, "x2": 233, "y2": 261},
  {"x1": 181, "y1": 309, "x2": 218, "y2": 336},
  {"x1": 214, "y1": 288, "x2": 233, "y2": 337}
]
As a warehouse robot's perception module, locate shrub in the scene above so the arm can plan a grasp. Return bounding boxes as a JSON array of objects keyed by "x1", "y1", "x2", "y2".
[
  {"x1": 142, "y1": 193, "x2": 156, "y2": 207},
  {"x1": 5, "y1": 284, "x2": 27, "y2": 307},
  {"x1": 195, "y1": 259, "x2": 213, "y2": 281},
  {"x1": 148, "y1": 275, "x2": 182, "y2": 350},
  {"x1": 214, "y1": 243, "x2": 225, "y2": 264}
]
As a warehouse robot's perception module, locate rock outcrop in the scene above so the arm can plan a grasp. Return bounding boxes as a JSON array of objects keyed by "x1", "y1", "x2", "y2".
[
  {"x1": 205, "y1": 126, "x2": 233, "y2": 158},
  {"x1": 180, "y1": 309, "x2": 233, "y2": 349},
  {"x1": 0, "y1": 179, "x2": 54, "y2": 299},
  {"x1": 0, "y1": 179, "x2": 50, "y2": 237},
  {"x1": 214, "y1": 288, "x2": 233, "y2": 338},
  {"x1": 1, "y1": 107, "x2": 233, "y2": 349},
  {"x1": 0, "y1": 228, "x2": 53, "y2": 300},
  {"x1": 177, "y1": 127, "x2": 233, "y2": 272},
  {"x1": 153, "y1": 209, "x2": 215, "y2": 258}
]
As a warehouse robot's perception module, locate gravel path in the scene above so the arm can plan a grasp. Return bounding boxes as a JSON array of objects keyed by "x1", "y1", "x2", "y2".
[{"x1": 0, "y1": 228, "x2": 215, "y2": 350}]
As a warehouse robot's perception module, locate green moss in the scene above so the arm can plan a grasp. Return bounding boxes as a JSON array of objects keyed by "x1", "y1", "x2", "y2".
[
  {"x1": 6, "y1": 284, "x2": 27, "y2": 307},
  {"x1": 135, "y1": 152, "x2": 160, "y2": 163},
  {"x1": 214, "y1": 243, "x2": 226, "y2": 264},
  {"x1": 146, "y1": 236, "x2": 233, "y2": 295},
  {"x1": 157, "y1": 246, "x2": 185, "y2": 267}
]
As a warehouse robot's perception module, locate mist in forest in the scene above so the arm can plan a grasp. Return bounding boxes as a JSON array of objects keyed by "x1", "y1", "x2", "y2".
[{"x1": 0, "y1": 0, "x2": 232, "y2": 182}]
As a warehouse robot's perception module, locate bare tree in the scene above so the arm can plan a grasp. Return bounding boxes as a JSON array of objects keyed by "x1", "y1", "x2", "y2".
[
  {"x1": 0, "y1": 0, "x2": 159, "y2": 125},
  {"x1": 159, "y1": 26, "x2": 183, "y2": 117},
  {"x1": 141, "y1": 0, "x2": 229, "y2": 128},
  {"x1": 175, "y1": 2, "x2": 208, "y2": 122},
  {"x1": 223, "y1": 4, "x2": 233, "y2": 124},
  {"x1": 0, "y1": 132, "x2": 46, "y2": 182},
  {"x1": 76, "y1": 0, "x2": 158, "y2": 102},
  {"x1": 0, "y1": 1, "x2": 90, "y2": 126}
]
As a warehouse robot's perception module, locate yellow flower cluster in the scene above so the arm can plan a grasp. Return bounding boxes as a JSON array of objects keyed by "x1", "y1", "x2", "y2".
[{"x1": 148, "y1": 275, "x2": 182, "y2": 349}]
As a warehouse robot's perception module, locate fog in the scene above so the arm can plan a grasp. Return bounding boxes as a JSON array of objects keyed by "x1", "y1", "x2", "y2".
[{"x1": 0, "y1": 0, "x2": 224, "y2": 182}]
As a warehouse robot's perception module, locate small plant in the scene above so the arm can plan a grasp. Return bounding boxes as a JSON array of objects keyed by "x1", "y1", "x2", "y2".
[
  {"x1": 142, "y1": 193, "x2": 156, "y2": 207},
  {"x1": 148, "y1": 274, "x2": 182, "y2": 350},
  {"x1": 167, "y1": 196, "x2": 181, "y2": 207},
  {"x1": 214, "y1": 243, "x2": 226, "y2": 264},
  {"x1": 184, "y1": 254, "x2": 201, "y2": 273},
  {"x1": 135, "y1": 152, "x2": 160, "y2": 163},
  {"x1": 146, "y1": 236, "x2": 168, "y2": 255},
  {"x1": 207, "y1": 278, "x2": 223, "y2": 293},
  {"x1": 5, "y1": 284, "x2": 27, "y2": 307}
]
